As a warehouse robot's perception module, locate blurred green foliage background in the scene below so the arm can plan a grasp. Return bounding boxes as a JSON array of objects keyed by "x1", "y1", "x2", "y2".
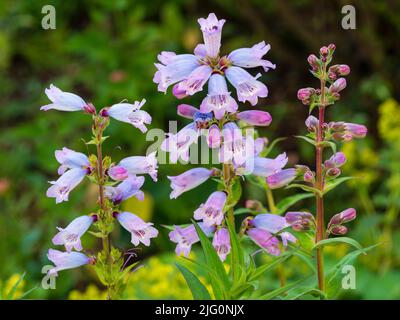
[{"x1": 0, "y1": 0, "x2": 399, "y2": 299}]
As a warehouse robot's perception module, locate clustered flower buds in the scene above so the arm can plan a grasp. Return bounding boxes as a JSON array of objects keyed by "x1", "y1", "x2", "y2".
[{"x1": 327, "y1": 208, "x2": 357, "y2": 235}]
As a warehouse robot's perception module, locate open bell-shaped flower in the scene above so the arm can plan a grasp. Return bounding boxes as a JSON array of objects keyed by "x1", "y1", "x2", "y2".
[
  {"x1": 46, "y1": 168, "x2": 89, "y2": 204},
  {"x1": 225, "y1": 66, "x2": 268, "y2": 106},
  {"x1": 200, "y1": 74, "x2": 238, "y2": 120},
  {"x1": 115, "y1": 211, "x2": 158, "y2": 246},
  {"x1": 55, "y1": 147, "x2": 90, "y2": 175},
  {"x1": 197, "y1": 13, "x2": 226, "y2": 58},
  {"x1": 228, "y1": 41, "x2": 276, "y2": 72},
  {"x1": 52, "y1": 215, "x2": 96, "y2": 252},
  {"x1": 105, "y1": 175, "x2": 145, "y2": 205},
  {"x1": 47, "y1": 249, "x2": 94, "y2": 277},
  {"x1": 194, "y1": 191, "x2": 227, "y2": 227},
  {"x1": 168, "y1": 168, "x2": 214, "y2": 199},
  {"x1": 103, "y1": 99, "x2": 151, "y2": 133},
  {"x1": 169, "y1": 223, "x2": 215, "y2": 257},
  {"x1": 41, "y1": 84, "x2": 94, "y2": 113},
  {"x1": 212, "y1": 228, "x2": 231, "y2": 262}
]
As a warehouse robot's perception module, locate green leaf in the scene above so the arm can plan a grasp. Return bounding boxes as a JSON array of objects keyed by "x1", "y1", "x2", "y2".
[
  {"x1": 248, "y1": 252, "x2": 293, "y2": 282},
  {"x1": 261, "y1": 137, "x2": 286, "y2": 157},
  {"x1": 233, "y1": 208, "x2": 253, "y2": 215},
  {"x1": 176, "y1": 263, "x2": 212, "y2": 300},
  {"x1": 295, "y1": 135, "x2": 316, "y2": 146},
  {"x1": 226, "y1": 218, "x2": 244, "y2": 284},
  {"x1": 226, "y1": 179, "x2": 242, "y2": 210},
  {"x1": 326, "y1": 243, "x2": 380, "y2": 298},
  {"x1": 313, "y1": 237, "x2": 365, "y2": 253},
  {"x1": 323, "y1": 176, "x2": 354, "y2": 195},
  {"x1": 193, "y1": 221, "x2": 230, "y2": 293},
  {"x1": 275, "y1": 193, "x2": 314, "y2": 214},
  {"x1": 285, "y1": 184, "x2": 322, "y2": 197},
  {"x1": 320, "y1": 140, "x2": 337, "y2": 154},
  {"x1": 257, "y1": 277, "x2": 310, "y2": 300}
]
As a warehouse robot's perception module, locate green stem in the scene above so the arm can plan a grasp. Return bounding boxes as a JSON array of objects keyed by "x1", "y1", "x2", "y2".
[
  {"x1": 266, "y1": 188, "x2": 277, "y2": 214},
  {"x1": 223, "y1": 163, "x2": 235, "y2": 226},
  {"x1": 315, "y1": 64, "x2": 327, "y2": 294},
  {"x1": 95, "y1": 118, "x2": 112, "y2": 299}
]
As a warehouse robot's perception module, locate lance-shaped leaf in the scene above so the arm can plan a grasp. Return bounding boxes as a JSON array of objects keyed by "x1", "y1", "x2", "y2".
[
  {"x1": 323, "y1": 177, "x2": 354, "y2": 195},
  {"x1": 275, "y1": 193, "x2": 314, "y2": 214},
  {"x1": 313, "y1": 237, "x2": 365, "y2": 253},
  {"x1": 176, "y1": 263, "x2": 212, "y2": 300}
]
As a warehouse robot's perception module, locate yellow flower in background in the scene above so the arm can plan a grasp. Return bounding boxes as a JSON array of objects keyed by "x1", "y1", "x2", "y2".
[
  {"x1": 69, "y1": 284, "x2": 107, "y2": 300},
  {"x1": 1, "y1": 274, "x2": 25, "y2": 299},
  {"x1": 378, "y1": 99, "x2": 400, "y2": 144}
]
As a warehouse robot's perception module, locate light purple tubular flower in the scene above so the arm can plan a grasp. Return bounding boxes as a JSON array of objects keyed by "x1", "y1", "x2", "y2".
[
  {"x1": 225, "y1": 66, "x2": 268, "y2": 106},
  {"x1": 267, "y1": 168, "x2": 297, "y2": 189},
  {"x1": 247, "y1": 228, "x2": 280, "y2": 256},
  {"x1": 55, "y1": 147, "x2": 90, "y2": 175},
  {"x1": 251, "y1": 214, "x2": 296, "y2": 247},
  {"x1": 207, "y1": 124, "x2": 221, "y2": 149},
  {"x1": 177, "y1": 104, "x2": 200, "y2": 119},
  {"x1": 105, "y1": 175, "x2": 145, "y2": 205},
  {"x1": 197, "y1": 13, "x2": 226, "y2": 58},
  {"x1": 236, "y1": 110, "x2": 272, "y2": 127},
  {"x1": 47, "y1": 249, "x2": 92, "y2": 277},
  {"x1": 228, "y1": 41, "x2": 276, "y2": 72},
  {"x1": 41, "y1": 84, "x2": 89, "y2": 112},
  {"x1": 305, "y1": 115, "x2": 319, "y2": 132},
  {"x1": 330, "y1": 78, "x2": 347, "y2": 93},
  {"x1": 108, "y1": 166, "x2": 129, "y2": 181},
  {"x1": 46, "y1": 168, "x2": 88, "y2": 203},
  {"x1": 212, "y1": 228, "x2": 231, "y2": 262},
  {"x1": 116, "y1": 211, "x2": 158, "y2": 246},
  {"x1": 106, "y1": 99, "x2": 151, "y2": 133},
  {"x1": 169, "y1": 223, "x2": 215, "y2": 257},
  {"x1": 177, "y1": 65, "x2": 213, "y2": 96},
  {"x1": 246, "y1": 153, "x2": 288, "y2": 177},
  {"x1": 117, "y1": 151, "x2": 158, "y2": 182},
  {"x1": 200, "y1": 74, "x2": 238, "y2": 119},
  {"x1": 297, "y1": 87, "x2": 315, "y2": 102},
  {"x1": 161, "y1": 123, "x2": 199, "y2": 162},
  {"x1": 344, "y1": 123, "x2": 367, "y2": 139},
  {"x1": 324, "y1": 152, "x2": 346, "y2": 169},
  {"x1": 168, "y1": 168, "x2": 213, "y2": 199},
  {"x1": 153, "y1": 53, "x2": 200, "y2": 93},
  {"x1": 328, "y1": 208, "x2": 356, "y2": 227},
  {"x1": 194, "y1": 191, "x2": 227, "y2": 227},
  {"x1": 52, "y1": 215, "x2": 95, "y2": 252}
]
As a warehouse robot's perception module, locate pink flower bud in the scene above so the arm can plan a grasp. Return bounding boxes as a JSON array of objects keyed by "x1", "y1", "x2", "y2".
[
  {"x1": 328, "y1": 208, "x2": 357, "y2": 227},
  {"x1": 285, "y1": 211, "x2": 314, "y2": 231},
  {"x1": 177, "y1": 104, "x2": 199, "y2": 119},
  {"x1": 344, "y1": 123, "x2": 367, "y2": 138},
  {"x1": 319, "y1": 46, "x2": 329, "y2": 56},
  {"x1": 325, "y1": 152, "x2": 346, "y2": 168},
  {"x1": 108, "y1": 166, "x2": 129, "y2": 181},
  {"x1": 305, "y1": 115, "x2": 319, "y2": 132},
  {"x1": 331, "y1": 225, "x2": 348, "y2": 235},
  {"x1": 326, "y1": 167, "x2": 341, "y2": 178},
  {"x1": 328, "y1": 43, "x2": 336, "y2": 51},
  {"x1": 337, "y1": 64, "x2": 350, "y2": 76},
  {"x1": 172, "y1": 84, "x2": 188, "y2": 99},
  {"x1": 236, "y1": 110, "x2": 272, "y2": 126},
  {"x1": 303, "y1": 170, "x2": 315, "y2": 183},
  {"x1": 330, "y1": 78, "x2": 347, "y2": 93},
  {"x1": 307, "y1": 54, "x2": 319, "y2": 70},
  {"x1": 297, "y1": 88, "x2": 315, "y2": 101}
]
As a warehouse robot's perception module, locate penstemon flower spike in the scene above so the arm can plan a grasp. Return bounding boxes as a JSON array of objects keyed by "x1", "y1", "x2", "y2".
[
  {"x1": 41, "y1": 85, "x2": 158, "y2": 299},
  {"x1": 271, "y1": 44, "x2": 367, "y2": 295},
  {"x1": 154, "y1": 13, "x2": 301, "y2": 300}
]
